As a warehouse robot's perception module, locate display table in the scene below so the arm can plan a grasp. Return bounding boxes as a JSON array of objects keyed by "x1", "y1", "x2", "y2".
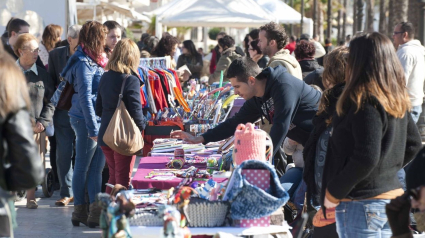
[
  {"x1": 131, "y1": 156, "x2": 228, "y2": 189},
  {"x1": 130, "y1": 224, "x2": 293, "y2": 238}
]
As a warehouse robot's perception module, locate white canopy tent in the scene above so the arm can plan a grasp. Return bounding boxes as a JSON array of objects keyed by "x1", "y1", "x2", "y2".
[
  {"x1": 254, "y1": 0, "x2": 313, "y2": 36},
  {"x1": 76, "y1": 0, "x2": 151, "y2": 24},
  {"x1": 149, "y1": 0, "x2": 276, "y2": 50}
]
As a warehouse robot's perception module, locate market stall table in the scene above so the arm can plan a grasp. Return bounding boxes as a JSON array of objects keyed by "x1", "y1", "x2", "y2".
[
  {"x1": 130, "y1": 224, "x2": 293, "y2": 238},
  {"x1": 131, "y1": 156, "x2": 228, "y2": 189}
]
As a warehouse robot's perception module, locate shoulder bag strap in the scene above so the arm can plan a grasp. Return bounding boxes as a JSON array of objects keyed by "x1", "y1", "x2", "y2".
[{"x1": 117, "y1": 75, "x2": 130, "y2": 108}]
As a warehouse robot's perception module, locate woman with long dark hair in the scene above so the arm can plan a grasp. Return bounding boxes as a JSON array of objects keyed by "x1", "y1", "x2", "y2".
[
  {"x1": 176, "y1": 40, "x2": 203, "y2": 80},
  {"x1": 248, "y1": 40, "x2": 269, "y2": 68},
  {"x1": 60, "y1": 20, "x2": 107, "y2": 228},
  {"x1": 322, "y1": 32, "x2": 422, "y2": 238}
]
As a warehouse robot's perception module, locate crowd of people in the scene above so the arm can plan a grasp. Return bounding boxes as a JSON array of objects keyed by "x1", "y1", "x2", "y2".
[{"x1": 0, "y1": 15, "x2": 424, "y2": 238}]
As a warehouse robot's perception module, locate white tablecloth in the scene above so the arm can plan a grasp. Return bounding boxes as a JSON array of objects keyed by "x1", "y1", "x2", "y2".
[{"x1": 130, "y1": 224, "x2": 292, "y2": 238}]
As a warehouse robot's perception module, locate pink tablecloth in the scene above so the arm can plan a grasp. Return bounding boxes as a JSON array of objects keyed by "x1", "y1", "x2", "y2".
[{"x1": 131, "y1": 156, "x2": 227, "y2": 189}]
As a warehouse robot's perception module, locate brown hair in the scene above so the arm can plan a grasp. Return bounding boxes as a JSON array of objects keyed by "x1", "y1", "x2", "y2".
[
  {"x1": 294, "y1": 40, "x2": 316, "y2": 60},
  {"x1": 336, "y1": 32, "x2": 410, "y2": 118},
  {"x1": 106, "y1": 38, "x2": 140, "y2": 74},
  {"x1": 0, "y1": 41, "x2": 31, "y2": 118},
  {"x1": 13, "y1": 33, "x2": 37, "y2": 56},
  {"x1": 259, "y1": 22, "x2": 288, "y2": 50},
  {"x1": 42, "y1": 24, "x2": 63, "y2": 51},
  {"x1": 317, "y1": 46, "x2": 349, "y2": 124},
  {"x1": 78, "y1": 21, "x2": 107, "y2": 61},
  {"x1": 322, "y1": 46, "x2": 349, "y2": 89}
]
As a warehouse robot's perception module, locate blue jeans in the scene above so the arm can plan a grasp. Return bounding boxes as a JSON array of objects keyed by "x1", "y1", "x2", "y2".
[
  {"x1": 280, "y1": 167, "x2": 303, "y2": 199},
  {"x1": 411, "y1": 105, "x2": 422, "y2": 124},
  {"x1": 54, "y1": 109, "x2": 75, "y2": 198},
  {"x1": 335, "y1": 199, "x2": 392, "y2": 238},
  {"x1": 70, "y1": 116, "x2": 105, "y2": 205}
]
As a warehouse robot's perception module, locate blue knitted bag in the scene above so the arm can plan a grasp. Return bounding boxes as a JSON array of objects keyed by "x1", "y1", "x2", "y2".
[{"x1": 227, "y1": 160, "x2": 289, "y2": 220}]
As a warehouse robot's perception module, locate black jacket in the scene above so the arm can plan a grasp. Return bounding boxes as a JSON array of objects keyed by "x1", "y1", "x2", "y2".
[
  {"x1": 322, "y1": 97, "x2": 422, "y2": 204},
  {"x1": 0, "y1": 106, "x2": 44, "y2": 191},
  {"x1": 202, "y1": 65, "x2": 321, "y2": 156},
  {"x1": 299, "y1": 59, "x2": 323, "y2": 79},
  {"x1": 257, "y1": 55, "x2": 270, "y2": 69},
  {"x1": 176, "y1": 53, "x2": 203, "y2": 79},
  {"x1": 303, "y1": 83, "x2": 344, "y2": 203},
  {"x1": 406, "y1": 145, "x2": 425, "y2": 190},
  {"x1": 304, "y1": 68, "x2": 325, "y2": 90},
  {"x1": 96, "y1": 70, "x2": 147, "y2": 147},
  {"x1": 4, "y1": 43, "x2": 45, "y2": 69},
  {"x1": 48, "y1": 46, "x2": 70, "y2": 87}
]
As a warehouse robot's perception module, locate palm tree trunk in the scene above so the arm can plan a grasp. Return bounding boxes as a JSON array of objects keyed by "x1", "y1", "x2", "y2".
[
  {"x1": 357, "y1": 0, "x2": 365, "y2": 32},
  {"x1": 379, "y1": 0, "x2": 387, "y2": 34},
  {"x1": 337, "y1": 0, "x2": 343, "y2": 41},
  {"x1": 394, "y1": 0, "x2": 408, "y2": 23},
  {"x1": 313, "y1": 0, "x2": 318, "y2": 36},
  {"x1": 327, "y1": 0, "x2": 332, "y2": 39},
  {"x1": 342, "y1": 0, "x2": 347, "y2": 40},
  {"x1": 353, "y1": 0, "x2": 358, "y2": 34},
  {"x1": 387, "y1": 0, "x2": 395, "y2": 38},
  {"x1": 319, "y1": 1, "x2": 324, "y2": 42},
  {"x1": 408, "y1": 0, "x2": 419, "y2": 37},
  {"x1": 365, "y1": 0, "x2": 374, "y2": 32},
  {"x1": 301, "y1": 0, "x2": 305, "y2": 34}
]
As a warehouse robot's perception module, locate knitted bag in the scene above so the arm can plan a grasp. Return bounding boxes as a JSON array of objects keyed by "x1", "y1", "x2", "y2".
[
  {"x1": 233, "y1": 123, "x2": 266, "y2": 165},
  {"x1": 227, "y1": 160, "x2": 289, "y2": 220}
]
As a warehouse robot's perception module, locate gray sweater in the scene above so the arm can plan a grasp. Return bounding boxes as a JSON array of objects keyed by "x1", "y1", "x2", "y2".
[{"x1": 23, "y1": 65, "x2": 55, "y2": 128}]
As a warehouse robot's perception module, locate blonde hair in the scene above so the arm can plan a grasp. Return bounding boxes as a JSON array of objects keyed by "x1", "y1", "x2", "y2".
[
  {"x1": 336, "y1": 32, "x2": 410, "y2": 118},
  {"x1": 106, "y1": 38, "x2": 140, "y2": 74},
  {"x1": 14, "y1": 33, "x2": 37, "y2": 57},
  {"x1": 0, "y1": 41, "x2": 31, "y2": 118}
]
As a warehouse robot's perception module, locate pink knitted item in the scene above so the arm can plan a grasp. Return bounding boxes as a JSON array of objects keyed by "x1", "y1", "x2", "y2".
[{"x1": 233, "y1": 123, "x2": 266, "y2": 165}]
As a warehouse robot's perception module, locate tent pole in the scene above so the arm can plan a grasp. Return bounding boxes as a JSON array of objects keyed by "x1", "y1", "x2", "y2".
[
  {"x1": 203, "y1": 27, "x2": 208, "y2": 56},
  {"x1": 301, "y1": 0, "x2": 304, "y2": 34}
]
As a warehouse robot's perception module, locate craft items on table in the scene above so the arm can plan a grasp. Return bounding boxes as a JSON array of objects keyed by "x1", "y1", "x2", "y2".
[{"x1": 233, "y1": 123, "x2": 267, "y2": 165}]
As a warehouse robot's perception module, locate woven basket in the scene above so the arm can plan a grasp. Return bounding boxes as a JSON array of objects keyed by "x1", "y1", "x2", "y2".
[
  {"x1": 129, "y1": 209, "x2": 163, "y2": 226},
  {"x1": 186, "y1": 197, "x2": 230, "y2": 227}
]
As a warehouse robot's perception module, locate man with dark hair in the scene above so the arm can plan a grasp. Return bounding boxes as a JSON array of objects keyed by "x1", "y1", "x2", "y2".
[
  {"x1": 172, "y1": 57, "x2": 321, "y2": 175},
  {"x1": 258, "y1": 22, "x2": 302, "y2": 79},
  {"x1": 137, "y1": 33, "x2": 150, "y2": 51},
  {"x1": 393, "y1": 22, "x2": 425, "y2": 123},
  {"x1": 5, "y1": 18, "x2": 44, "y2": 68}
]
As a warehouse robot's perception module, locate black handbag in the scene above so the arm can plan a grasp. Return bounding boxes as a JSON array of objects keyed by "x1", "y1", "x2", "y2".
[{"x1": 56, "y1": 80, "x2": 75, "y2": 111}]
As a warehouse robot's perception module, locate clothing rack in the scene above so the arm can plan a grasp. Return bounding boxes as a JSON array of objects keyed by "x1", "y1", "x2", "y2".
[{"x1": 139, "y1": 56, "x2": 172, "y2": 69}]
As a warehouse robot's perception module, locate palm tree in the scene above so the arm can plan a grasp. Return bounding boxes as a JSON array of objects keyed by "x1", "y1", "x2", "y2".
[
  {"x1": 394, "y1": 0, "x2": 408, "y2": 23},
  {"x1": 408, "y1": 0, "x2": 419, "y2": 37},
  {"x1": 387, "y1": 0, "x2": 395, "y2": 38},
  {"x1": 357, "y1": 0, "x2": 365, "y2": 32},
  {"x1": 379, "y1": 0, "x2": 387, "y2": 34},
  {"x1": 327, "y1": 0, "x2": 332, "y2": 39},
  {"x1": 342, "y1": 0, "x2": 347, "y2": 41},
  {"x1": 337, "y1": 0, "x2": 342, "y2": 41},
  {"x1": 365, "y1": 0, "x2": 374, "y2": 32},
  {"x1": 353, "y1": 0, "x2": 357, "y2": 34}
]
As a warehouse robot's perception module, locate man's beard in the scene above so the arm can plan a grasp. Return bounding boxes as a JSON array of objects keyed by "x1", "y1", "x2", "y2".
[{"x1": 261, "y1": 44, "x2": 271, "y2": 57}]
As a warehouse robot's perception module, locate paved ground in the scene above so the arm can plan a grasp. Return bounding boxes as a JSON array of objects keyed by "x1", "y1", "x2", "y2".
[{"x1": 13, "y1": 152, "x2": 141, "y2": 238}]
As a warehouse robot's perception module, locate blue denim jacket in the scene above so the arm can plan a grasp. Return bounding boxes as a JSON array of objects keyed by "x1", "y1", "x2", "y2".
[{"x1": 60, "y1": 46, "x2": 104, "y2": 137}]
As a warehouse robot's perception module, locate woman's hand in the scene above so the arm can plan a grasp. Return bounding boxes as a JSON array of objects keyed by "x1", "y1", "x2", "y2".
[
  {"x1": 33, "y1": 122, "x2": 45, "y2": 133},
  {"x1": 324, "y1": 196, "x2": 339, "y2": 209},
  {"x1": 251, "y1": 54, "x2": 263, "y2": 63}
]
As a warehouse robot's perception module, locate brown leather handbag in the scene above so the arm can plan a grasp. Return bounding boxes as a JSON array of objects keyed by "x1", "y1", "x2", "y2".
[
  {"x1": 56, "y1": 79, "x2": 75, "y2": 111},
  {"x1": 103, "y1": 75, "x2": 144, "y2": 156}
]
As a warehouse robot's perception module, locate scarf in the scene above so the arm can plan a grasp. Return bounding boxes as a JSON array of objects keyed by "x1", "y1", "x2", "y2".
[{"x1": 81, "y1": 44, "x2": 108, "y2": 68}]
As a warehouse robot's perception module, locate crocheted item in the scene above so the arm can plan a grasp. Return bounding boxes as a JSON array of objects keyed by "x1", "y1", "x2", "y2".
[
  {"x1": 233, "y1": 123, "x2": 266, "y2": 165},
  {"x1": 129, "y1": 209, "x2": 163, "y2": 226},
  {"x1": 227, "y1": 160, "x2": 289, "y2": 220},
  {"x1": 185, "y1": 198, "x2": 229, "y2": 227}
]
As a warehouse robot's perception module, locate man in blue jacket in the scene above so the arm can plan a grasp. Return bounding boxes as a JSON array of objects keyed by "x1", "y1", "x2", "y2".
[{"x1": 171, "y1": 57, "x2": 321, "y2": 174}]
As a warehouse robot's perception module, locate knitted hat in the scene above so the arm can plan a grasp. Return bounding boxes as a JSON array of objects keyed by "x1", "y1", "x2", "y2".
[{"x1": 233, "y1": 123, "x2": 266, "y2": 165}]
